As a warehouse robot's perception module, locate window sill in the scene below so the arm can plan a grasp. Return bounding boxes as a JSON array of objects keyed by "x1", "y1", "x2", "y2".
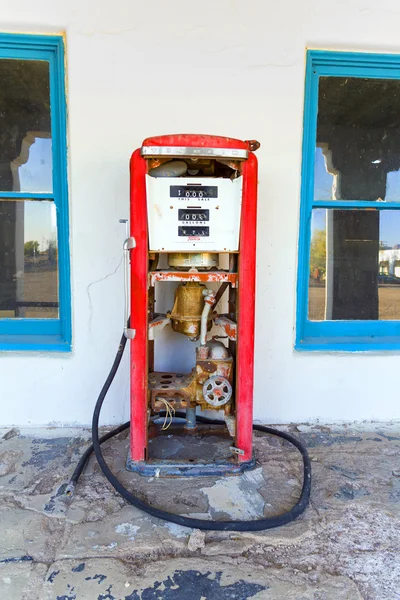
[
  {"x1": 0, "y1": 334, "x2": 71, "y2": 352},
  {"x1": 295, "y1": 336, "x2": 400, "y2": 352}
]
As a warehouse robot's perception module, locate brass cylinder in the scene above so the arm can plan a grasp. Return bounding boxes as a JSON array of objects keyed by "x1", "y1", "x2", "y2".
[{"x1": 169, "y1": 282, "x2": 212, "y2": 340}]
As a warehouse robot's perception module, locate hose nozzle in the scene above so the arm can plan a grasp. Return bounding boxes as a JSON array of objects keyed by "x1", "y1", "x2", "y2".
[{"x1": 65, "y1": 483, "x2": 75, "y2": 499}]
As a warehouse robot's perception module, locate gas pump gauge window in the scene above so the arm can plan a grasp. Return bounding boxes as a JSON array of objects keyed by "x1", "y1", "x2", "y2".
[
  {"x1": 170, "y1": 185, "x2": 218, "y2": 199},
  {"x1": 178, "y1": 226, "x2": 210, "y2": 237},
  {"x1": 178, "y1": 209, "x2": 209, "y2": 222}
]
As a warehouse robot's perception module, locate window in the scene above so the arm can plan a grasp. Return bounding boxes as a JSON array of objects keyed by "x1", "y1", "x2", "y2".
[
  {"x1": 0, "y1": 34, "x2": 70, "y2": 351},
  {"x1": 297, "y1": 50, "x2": 400, "y2": 351}
]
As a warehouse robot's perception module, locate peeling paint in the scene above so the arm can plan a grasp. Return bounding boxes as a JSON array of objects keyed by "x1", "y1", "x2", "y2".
[
  {"x1": 161, "y1": 522, "x2": 191, "y2": 539},
  {"x1": 48, "y1": 570, "x2": 60, "y2": 583},
  {"x1": 299, "y1": 433, "x2": 363, "y2": 448},
  {"x1": 214, "y1": 316, "x2": 237, "y2": 340},
  {"x1": 128, "y1": 569, "x2": 267, "y2": 599},
  {"x1": 0, "y1": 556, "x2": 33, "y2": 564},
  {"x1": 22, "y1": 437, "x2": 81, "y2": 468},
  {"x1": 85, "y1": 573, "x2": 107, "y2": 584},
  {"x1": 115, "y1": 523, "x2": 140, "y2": 539},
  {"x1": 2, "y1": 425, "x2": 400, "y2": 600},
  {"x1": 150, "y1": 271, "x2": 237, "y2": 287},
  {"x1": 200, "y1": 467, "x2": 265, "y2": 519}
]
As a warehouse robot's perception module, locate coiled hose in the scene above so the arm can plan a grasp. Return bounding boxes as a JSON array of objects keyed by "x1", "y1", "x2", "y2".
[{"x1": 66, "y1": 329, "x2": 312, "y2": 531}]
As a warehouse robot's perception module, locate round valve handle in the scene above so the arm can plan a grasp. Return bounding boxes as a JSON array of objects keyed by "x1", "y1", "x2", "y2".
[{"x1": 203, "y1": 375, "x2": 232, "y2": 407}]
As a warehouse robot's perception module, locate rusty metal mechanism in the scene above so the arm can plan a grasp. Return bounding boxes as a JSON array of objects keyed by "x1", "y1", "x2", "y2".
[
  {"x1": 145, "y1": 268, "x2": 237, "y2": 451},
  {"x1": 148, "y1": 276, "x2": 235, "y2": 439},
  {"x1": 168, "y1": 281, "x2": 212, "y2": 340},
  {"x1": 195, "y1": 340, "x2": 234, "y2": 411},
  {"x1": 155, "y1": 280, "x2": 234, "y2": 416}
]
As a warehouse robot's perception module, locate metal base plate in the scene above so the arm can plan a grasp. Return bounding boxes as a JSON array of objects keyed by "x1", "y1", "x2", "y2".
[
  {"x1": 126, "y1": 456, "x2": 256, "y2": 477},
  {"x1": 126, "y1": 422, "x2": 255, "y2": 477}
]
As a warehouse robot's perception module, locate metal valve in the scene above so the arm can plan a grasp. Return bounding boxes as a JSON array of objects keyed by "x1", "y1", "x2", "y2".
[{"x1": 202, "y1": 375, "x2": 232, "y2": 408}]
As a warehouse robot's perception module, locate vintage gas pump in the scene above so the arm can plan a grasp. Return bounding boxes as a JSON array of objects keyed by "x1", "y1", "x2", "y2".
[
  {"x1": 67, "y1": 134, "x2": 311, "y2": 531},
  {"x1": 125, "y1": 134, "x2": 259, "y2": 475}
]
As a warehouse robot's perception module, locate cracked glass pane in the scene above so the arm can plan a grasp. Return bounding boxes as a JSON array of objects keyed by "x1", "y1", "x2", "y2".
[{"x1": 0, "y1": 59, "x2": 52, "y2": 193}]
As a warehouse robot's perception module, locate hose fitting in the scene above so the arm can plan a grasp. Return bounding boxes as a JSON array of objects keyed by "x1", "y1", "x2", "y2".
[{"x1": 65, "y1": 483, "x2": 75, "y2": 498}]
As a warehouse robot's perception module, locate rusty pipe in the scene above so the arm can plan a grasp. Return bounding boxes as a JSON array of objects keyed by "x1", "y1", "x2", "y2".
[{"x1": 200, "y1": 289, "x2": 216, "y2": 346}]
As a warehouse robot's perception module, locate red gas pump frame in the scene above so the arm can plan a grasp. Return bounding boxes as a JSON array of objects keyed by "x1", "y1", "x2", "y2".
[{"x1": 128, "y1": 134, "x2": 258, "y2": 473}]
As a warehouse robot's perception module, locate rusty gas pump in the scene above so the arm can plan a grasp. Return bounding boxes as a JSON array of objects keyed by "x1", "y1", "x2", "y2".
[{"x1": 124, "y1": 134, "x2": 259, "y2": 475}]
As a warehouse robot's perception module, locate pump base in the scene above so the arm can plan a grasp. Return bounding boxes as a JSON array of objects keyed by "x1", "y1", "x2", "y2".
[
  {"x1": 126, "y1": 421, "x2": 255, "y2": 477},
  {"x1": 126, "y1": 456, "x2": 256, "y2": 477}
]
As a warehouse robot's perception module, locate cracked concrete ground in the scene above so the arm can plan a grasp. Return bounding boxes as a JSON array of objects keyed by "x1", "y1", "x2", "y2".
[{"x1": 0, "y1": 422, "x2": 399, "y2": 600}]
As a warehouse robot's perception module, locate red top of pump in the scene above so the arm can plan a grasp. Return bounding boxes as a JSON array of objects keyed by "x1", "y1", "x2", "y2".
[{"x1": 142, "y1": 134, "x2": 259, "y2": 152}]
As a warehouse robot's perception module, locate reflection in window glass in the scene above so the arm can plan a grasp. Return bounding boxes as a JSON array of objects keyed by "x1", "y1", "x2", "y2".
[
  {"x1": 12, "y1": 134, "x2": 52, "y2": 192},
  {"x1": 314, "y1": 147, "x2": 335, "y2": 200},
  {"x1": 308, "y1": 209, "x2": 400, "y2": 321},
  {"x1": 0, "y1": 59, "x2": 52, "y2": 193},
  {"x1": 314, "y1": 77, "x2": 400, "y2": 202},
  {"x1": 386, "y1": 171, "x2": 400, "y2": 202},
  {"x1": 0, "y1": 200, "x2": 58, "y2": 318}
]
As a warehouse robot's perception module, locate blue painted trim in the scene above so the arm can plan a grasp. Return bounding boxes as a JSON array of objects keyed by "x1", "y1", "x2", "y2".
[
  {"x1": 0, "y1": 32, "x2": 64, "y2": 55},
  {"x1": 304, "y1": 320, "x2": 400, "y2": 337},
  {"x1": 296, "y1": 49, "x2": 400, "y2": 352},
  {"x1": 0, "y1": 34, "x2": 71, "y2": 351},
  {"x1": 0, "y1": 334, "x2": 71, "y2": 352},
  {"x1": 296, "y1": 337, "x2": 400, "y2": 352},
  {"x1": 49, "y1": 36, "x2": 72, "y2": 349},
  {"x1": 309, "y1": 49, "x2": 400, "y2": 71},
  {"x1": 296, "y1": 52, "x2": 319, "y2": 345},
  {"x1": 0, "y1": 192, "x2": 54, "y2": 199},
  {"x1": 315, "y1": 65, "x2": 400, "y2": 80},
  {"x1": 313, "y1": 200, "x2": 400, "y2": 210},
  {"x1": 0, "y1": 319, "x2": 59, "y2": 334}
]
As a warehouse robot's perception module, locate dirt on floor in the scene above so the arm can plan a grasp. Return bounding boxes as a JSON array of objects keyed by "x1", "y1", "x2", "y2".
[{"x1": 0, "y1": 422, "x2": 399, "y2": 599}]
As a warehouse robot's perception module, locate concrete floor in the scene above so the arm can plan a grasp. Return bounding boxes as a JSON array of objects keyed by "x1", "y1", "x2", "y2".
[{"x1": 0, "y1": 422, "x2": 399, "y2": 600}]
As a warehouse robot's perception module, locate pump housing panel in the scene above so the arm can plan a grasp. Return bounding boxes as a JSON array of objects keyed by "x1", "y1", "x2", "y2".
[{"x1": 146, "y1": 175, "x2": 242, "y2": 252}]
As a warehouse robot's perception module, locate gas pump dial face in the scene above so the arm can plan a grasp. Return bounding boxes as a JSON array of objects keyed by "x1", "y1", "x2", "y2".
[
  {"x1": 178, "y1": 226, "x2": 209, "y2": 237},
  {"x1": 178, "y1": 209, "x2": 209, "y2": 222},
  {"x1": 146, "y1": 175, "x2": 242, "y2": 251},
  {"x1": 170, "y1": 185, "x2": 218, "y2": 199}
]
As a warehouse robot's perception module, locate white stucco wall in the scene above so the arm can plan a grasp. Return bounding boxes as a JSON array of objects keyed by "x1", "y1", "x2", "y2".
[{"x1": 2, "y1": 0, "x2": 400, "y2": 426}]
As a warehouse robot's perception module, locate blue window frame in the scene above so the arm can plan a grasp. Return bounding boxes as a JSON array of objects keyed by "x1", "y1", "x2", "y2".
[
  {"x1": 297, "y1": 50, "x2": 400, "y2": 351},
  {"x1": 0, "y1": 33, "x2": 70, "y2": 351}
]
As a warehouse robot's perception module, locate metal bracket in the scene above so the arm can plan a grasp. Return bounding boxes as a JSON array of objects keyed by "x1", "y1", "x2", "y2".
[
  {"x1": 148, "y1": 315, "x2": 170, "y2": 340},
  {"x1": 141, "y1": 146, "x2": 248, "y2": 160},
  {"x1": 230, "y1": 446, "x2": 245, "y2": 456},
  {"x1": 224, "y1": 415, "x2": 236, "y2": 438},
  {"x1": 214, "y1": 315, "x2": 237, "y2": 341},
  {"x1": 120, "y1": 218, "x2": 137, "y2": 340}
]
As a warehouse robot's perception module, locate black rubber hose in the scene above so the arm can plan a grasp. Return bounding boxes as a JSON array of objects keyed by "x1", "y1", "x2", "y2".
[
  {"x1": 65, "y1": 331, "x2": 129, "y2": 498},
  {"x1": 67, "y1": 330, "x2": 312, "y2": 531},
  {"x1": 65, "y1": 421, "x2": 130, "y2": 496}
]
